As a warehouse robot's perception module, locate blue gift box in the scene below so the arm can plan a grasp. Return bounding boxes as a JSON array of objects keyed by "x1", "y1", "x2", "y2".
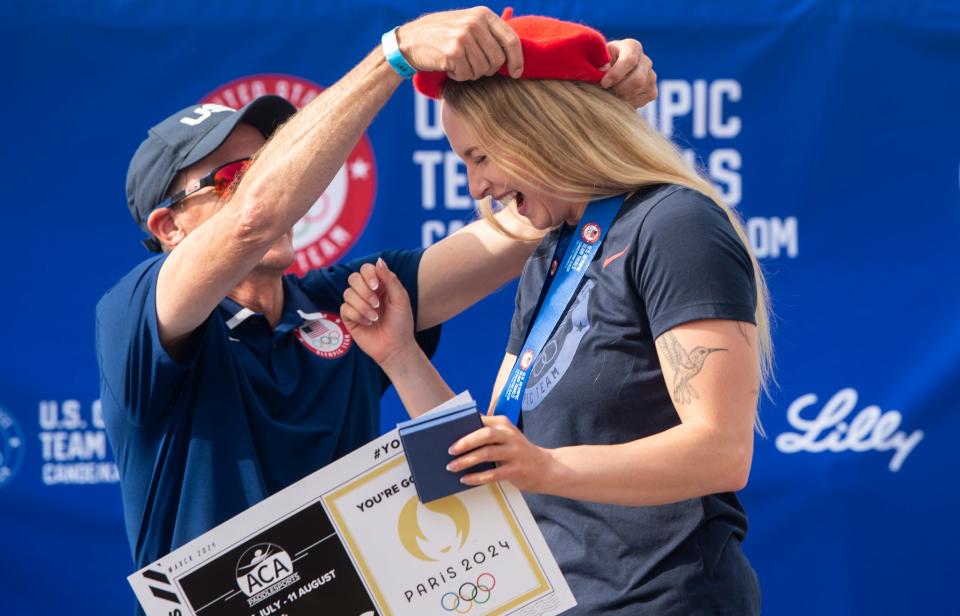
[{"x1": 398, "y1": 398, "x2": 495, "y2": 504}]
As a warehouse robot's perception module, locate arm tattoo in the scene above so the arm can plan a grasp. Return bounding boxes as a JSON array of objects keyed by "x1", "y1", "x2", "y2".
[
  {"x1": 735, "y1": 321, "x2": 751, "y2": 346},
  {"x1": 656, "y1": 331, "x2": 727, "y2": 405}
]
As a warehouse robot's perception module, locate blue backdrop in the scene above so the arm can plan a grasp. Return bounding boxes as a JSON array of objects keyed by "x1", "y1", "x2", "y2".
[{"x1": 2, "y1": 1, "x2": 958, "y2": 614}]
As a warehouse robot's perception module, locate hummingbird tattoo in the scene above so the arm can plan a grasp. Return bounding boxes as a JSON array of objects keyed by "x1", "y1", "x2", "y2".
[{"x1": 656, "y1": 332, "x2": 727, "y2": 405}]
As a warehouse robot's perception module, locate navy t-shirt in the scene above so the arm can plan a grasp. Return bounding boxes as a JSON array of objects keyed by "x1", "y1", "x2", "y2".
[
  {"x1": 95, "y1": 249, "x2": 438, "y2": 574},
  {"x1": 508, "y1": 185, "x2": 761, "y2": 615}
]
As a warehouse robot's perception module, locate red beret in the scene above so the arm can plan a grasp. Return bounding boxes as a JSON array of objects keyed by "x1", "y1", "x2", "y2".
[{"x1": 413, "y1": 8, "x2": 611, "y2": 100}]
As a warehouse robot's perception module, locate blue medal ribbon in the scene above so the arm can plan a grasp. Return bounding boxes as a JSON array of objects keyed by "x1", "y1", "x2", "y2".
[{"x1": 493, "y1": 194, "x2": 627, "y2": 425}]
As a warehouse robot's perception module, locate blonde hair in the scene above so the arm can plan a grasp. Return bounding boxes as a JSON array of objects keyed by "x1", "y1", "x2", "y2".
[{"x1": 443, "y1": 76, "x2": 774, "y2": 423}]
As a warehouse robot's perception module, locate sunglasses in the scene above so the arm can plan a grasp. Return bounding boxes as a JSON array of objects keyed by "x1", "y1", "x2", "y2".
[{"x1": 156, "y1": 158, "x2": 251, "y2": 210}]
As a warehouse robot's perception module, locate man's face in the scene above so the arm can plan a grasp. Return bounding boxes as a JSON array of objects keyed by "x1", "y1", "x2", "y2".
[{"x1": 163, "y1": 123, "x2": 297, "y2": 272}]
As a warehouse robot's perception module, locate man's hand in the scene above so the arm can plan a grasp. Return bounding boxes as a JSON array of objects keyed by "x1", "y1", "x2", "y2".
[
  {"x1": 602, "y1": 39, "x2": 658, "y2": 108},
  {"x1": 397, "y1": 7, "x2": 523, "y2": 81}
]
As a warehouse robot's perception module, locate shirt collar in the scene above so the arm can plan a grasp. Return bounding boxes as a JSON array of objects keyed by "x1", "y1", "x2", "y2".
[
  {"x1": 218, "y1": 276, "x2": 323, "y2": 333},
  {"x1": 219, "y1": 296, "x2": 255, "y2": 330}
]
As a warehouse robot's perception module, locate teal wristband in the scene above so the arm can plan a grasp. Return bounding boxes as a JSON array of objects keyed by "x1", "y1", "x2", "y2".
[{"x1": 381, "y1": 27, "x2": 416, "y2": 78}]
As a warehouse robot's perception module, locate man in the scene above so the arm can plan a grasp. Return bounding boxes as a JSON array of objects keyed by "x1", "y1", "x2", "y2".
[{"x1": 96, "y1": 6, "x2": 657, "y2": 585}]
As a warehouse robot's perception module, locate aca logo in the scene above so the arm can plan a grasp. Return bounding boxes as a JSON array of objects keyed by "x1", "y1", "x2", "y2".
[
  {"x1": 235, "y1": 543, "x2": 301, "y2": 606},
  {"x1": 202, "y1": 74, "x2": 377, "y2": 275},
  {"x1": 397, "y1": 495, "x2": 470, "y2": 562},
  {"x1": 0, "y1": 406, "x2": 24, "y2": 490}
]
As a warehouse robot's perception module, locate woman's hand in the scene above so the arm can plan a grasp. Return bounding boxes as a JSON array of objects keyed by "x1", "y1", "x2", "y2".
[
  {"x1": 447, "y1": 414, "x2": 554, "y2": 493},
  {"x1": 340, "y1": 258, "x2": 415, "y2": 368}
]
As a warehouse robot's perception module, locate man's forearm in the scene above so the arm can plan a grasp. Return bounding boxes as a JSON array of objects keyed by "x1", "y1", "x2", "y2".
[
  {"x1": 156, "y1": 8, "x2": 531, "y2": 350},
  {"x1": 233, "y1": 49, "x2": 401, "y2": 240},
  {"x1": 155, "y1": 49, "x2": 402, "y2": 347}
]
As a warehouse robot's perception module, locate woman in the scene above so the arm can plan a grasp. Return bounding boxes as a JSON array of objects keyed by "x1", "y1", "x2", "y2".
[{"x1": 340, "y1": 12, "x2": 770, "y2": 615}]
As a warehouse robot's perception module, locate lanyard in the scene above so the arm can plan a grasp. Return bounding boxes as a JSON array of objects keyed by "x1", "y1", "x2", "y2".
[{"x1": 493, "y1": 194, "x2": 626, "y2": 425}]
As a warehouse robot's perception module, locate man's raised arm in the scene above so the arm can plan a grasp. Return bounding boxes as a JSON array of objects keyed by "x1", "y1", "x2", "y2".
[{"x1": 154, "y1": 7, "x2": 523, "y2": 350}]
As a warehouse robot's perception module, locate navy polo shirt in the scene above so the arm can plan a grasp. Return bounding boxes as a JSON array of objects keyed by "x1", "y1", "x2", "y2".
[{"x1": 95, "y1": 249, "x2": 438, "y2": 571}]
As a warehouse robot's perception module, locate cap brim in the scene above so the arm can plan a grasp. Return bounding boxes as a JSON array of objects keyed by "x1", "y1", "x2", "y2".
[{"x1": 180, "y1": 95, "x2": 297, "y2": 170}]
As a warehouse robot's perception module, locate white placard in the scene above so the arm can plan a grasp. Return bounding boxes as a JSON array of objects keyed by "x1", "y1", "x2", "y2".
[{"x1": 129, "y1": 393, "x2": 575, "y2": 616}]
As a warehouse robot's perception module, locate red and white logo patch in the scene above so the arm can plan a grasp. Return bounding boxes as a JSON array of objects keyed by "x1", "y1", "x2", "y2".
[
  {"x1": 295, "y1": 312, "x2": 352, "y2": 359},
  {"x1": 202, "y1": 74, "x2": 376, "y2": 275},
  {"x1": 581, "y1": 222, "x2": 601, "y2": 244},
  {"x1": 519, "y1": 350, "x2": 535, "y2": 371}
]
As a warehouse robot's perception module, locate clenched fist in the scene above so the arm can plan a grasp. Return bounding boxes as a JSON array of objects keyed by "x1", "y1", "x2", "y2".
[{"x1": 397, "y1": 7, "x2": 524, "y2": 81}]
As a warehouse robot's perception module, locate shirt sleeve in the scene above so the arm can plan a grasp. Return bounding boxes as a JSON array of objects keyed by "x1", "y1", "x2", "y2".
[
  {"x1": 95, "y1": 256, "x2": 206, "y2": 427},
  {"x1": 505, "y1": 283, "x2": 527, "y2": 356},
  {"x1": 636, "y1": 187, "x2": 758, "y2": 339},
  {"x1": 299, "y1": 248, "x2": 441, "y2": 361}
]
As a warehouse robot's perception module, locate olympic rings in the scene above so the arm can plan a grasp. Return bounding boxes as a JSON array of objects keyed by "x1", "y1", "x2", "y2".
[
  {"x1": 319, "y1": 332, "x2": 340, "y2": 346},
  {"x1": 439, "y1": 574, "x2": 496, "y2": 612}
]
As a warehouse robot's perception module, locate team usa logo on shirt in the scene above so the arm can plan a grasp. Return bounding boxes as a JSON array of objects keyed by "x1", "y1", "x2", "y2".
[
  {"x1": 296, "y1": 312, "x2": 352, "y2": 359},
  {"x1": 202, "y1": 74, "x2": 376, "y2": 276},
  {"x1": 519, "y1": 350, "x2": 535, "y2": 371},
  {"x1": 581, "y1": 222, "x2": 602, "y2": 244}
]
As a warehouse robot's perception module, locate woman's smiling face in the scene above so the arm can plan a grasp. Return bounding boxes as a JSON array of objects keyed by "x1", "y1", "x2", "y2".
[{"x1": 441, "y1": 103, "x2": 585, "y2": 229}]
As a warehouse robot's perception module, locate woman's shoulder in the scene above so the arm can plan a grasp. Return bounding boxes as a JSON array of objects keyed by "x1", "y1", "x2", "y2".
[
  {"x1": 620, "y1": 183, "x2": 730, "y2": 240},
  {"x1": 630, "y1": 183, "x2": 722, "y2": 218}
]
